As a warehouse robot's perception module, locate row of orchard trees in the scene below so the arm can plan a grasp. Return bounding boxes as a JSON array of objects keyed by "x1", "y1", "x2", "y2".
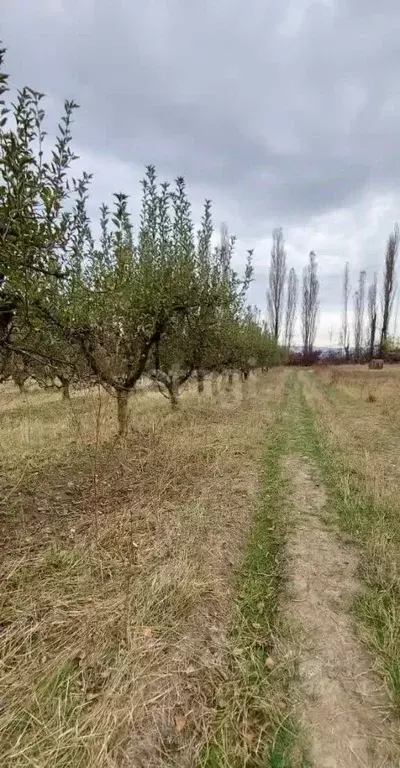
[{"x1": 0, "y1": 47, "x2": 279, "y2": 434}]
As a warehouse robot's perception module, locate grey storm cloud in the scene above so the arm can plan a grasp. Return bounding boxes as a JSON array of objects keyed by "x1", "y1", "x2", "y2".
[
  {"x1": 3, "y1": 0, "x2": 400, "y2": 224},
  {"x1": 2, "y1": 0, "x2": 400, "y2": 343}
]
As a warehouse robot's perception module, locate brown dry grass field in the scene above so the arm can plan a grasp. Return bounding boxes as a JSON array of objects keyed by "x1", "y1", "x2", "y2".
[
  {"x1": 0, "y1": 372, "x2": 288, "y2": 768},
  {"x1": 1, "y1": 365, "x2": 400, "y2": 767},
  {"x1": 302, "y1": 365, "x2": 400, "y2": 709}
]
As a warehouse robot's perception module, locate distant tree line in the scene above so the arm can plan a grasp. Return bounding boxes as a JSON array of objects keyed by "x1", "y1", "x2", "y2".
[
  {"x1": 340, "y1": 224, "x2": 399, "y2": 362},
  {"x1": 266, "y1": 228, "x2": 320, "y2": 357},
  {"x1": 265, "y1": 220, "x2": 399, "y2": 364}
]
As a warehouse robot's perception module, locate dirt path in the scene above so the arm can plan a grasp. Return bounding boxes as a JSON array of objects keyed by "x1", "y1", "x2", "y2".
[{"x1": 283, "y1": 454, "x2": 397, "y2": 767}]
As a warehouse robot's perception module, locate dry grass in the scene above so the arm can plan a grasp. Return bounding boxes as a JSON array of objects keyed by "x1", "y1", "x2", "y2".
[
  {"x1": 315, "y1": 363, "x2": 400, "y2": 424},
  {"x1": 0, "y1": 371, "x2": 286, "y2": 767},
  {"x1": 200, "y1": 390, "x2": 308, "y2": 767},
  {"x1": 300, "y1": 366, "x2": 400, "y2": 712},
  {"x1": 308, "y1": 365, "x2": 400, "y2": 510}
]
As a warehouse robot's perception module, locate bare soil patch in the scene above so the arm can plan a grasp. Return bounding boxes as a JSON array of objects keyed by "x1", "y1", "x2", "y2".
[{"x1": 283, "y1": 454, "x2": 398, "y2": 767}]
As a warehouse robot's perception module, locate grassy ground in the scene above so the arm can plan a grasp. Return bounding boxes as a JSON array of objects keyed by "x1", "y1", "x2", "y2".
[
  {"x1": 300, "y1": 365, "x2": 400, "y2": 713},
  {"x1": 2, "y1": 364, "x2": 400, "y2": 767},
  {"x1": 200, "y1": 383, "x2": 309, "y2": 767},
  {"x1": 0, "y1": 371, "x2": 288, "y2": 768},
  {"x1": 201, "y1": 362, "x2": 400, "y2": 766}
]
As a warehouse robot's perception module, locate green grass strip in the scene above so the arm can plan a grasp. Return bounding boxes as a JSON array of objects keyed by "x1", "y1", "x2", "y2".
[{"x1": 200, "y1": 376, "x2": 310, "y2": 768}]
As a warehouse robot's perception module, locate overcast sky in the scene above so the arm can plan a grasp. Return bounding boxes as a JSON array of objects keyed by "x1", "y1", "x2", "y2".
[{"x1": 3, "y1": 0, "x2": 400, "y2": 345}]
